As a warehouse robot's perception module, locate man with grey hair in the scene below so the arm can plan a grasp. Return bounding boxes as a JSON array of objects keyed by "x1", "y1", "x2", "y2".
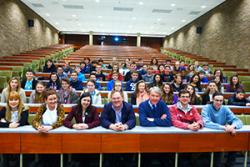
[{"x1": 139, "y1": 86, "x2": 172, "y2": 127}]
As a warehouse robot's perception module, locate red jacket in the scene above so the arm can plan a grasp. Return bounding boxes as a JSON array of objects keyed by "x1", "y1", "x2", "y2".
[{"x1": 170, "y1": 104, "x2": 203, "y2": 129}]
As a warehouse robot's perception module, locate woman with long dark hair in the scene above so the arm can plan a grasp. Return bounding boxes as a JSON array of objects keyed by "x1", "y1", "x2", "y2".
[{"x1": 161, "y1": 83, "x2": 178, "y2": 105}]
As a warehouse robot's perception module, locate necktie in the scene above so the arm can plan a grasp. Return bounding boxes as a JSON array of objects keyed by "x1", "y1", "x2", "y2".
[{"x1": 152, "y1": 105, "x2": 156, "y2": 111}]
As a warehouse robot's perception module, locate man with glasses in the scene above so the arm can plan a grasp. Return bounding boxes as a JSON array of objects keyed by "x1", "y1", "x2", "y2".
[
  {"x1": 170, "y1": 89, "x2": 203, "y2": 130},
  {"x1": 202, "y1": 91, "x2": 243, "y2": 167}
]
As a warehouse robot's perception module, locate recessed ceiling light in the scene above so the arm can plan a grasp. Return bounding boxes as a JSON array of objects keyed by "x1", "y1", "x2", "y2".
[
  {"x1": 55, "y1": 22, "x2": 59, "y2": 25},
  {"x1": 171, "y1": 27, "x2": 175, "y2": 30},
  {"x1": 98, "y1": 15, "x2": 103, "y2": 18},
  {"x1": 72, "y1": 14, "x2": 77, "y2": 18},
  {"x1": 171, "y1": 3, "x2": 176, "y2": 7},
  {"x1": 201, "y1": 5, "x2": 207, "y2": 9},
  {"x1": 45, "y1": 13, "x2": 50, "y2": 17},
  {"x1": 132, "y1": 17, "x2": 136, "y2": 20},
  {"x1": 139, "y1": 1, "x2": 144, "y2": 5},
  {"x1": 157, "y1": 18, "x2": 162, "y2": 21},
  {"x1": 95, "y1": 0, "x2": 100, "y2": 3},
  {"x1": 181, "y1": 19, "x2": 186, "y2": 22}
]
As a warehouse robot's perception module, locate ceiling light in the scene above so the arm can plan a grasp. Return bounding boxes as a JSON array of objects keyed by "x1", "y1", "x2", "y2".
[
  {"x1": 181, "y1": 19, "x2": 186, "y2": 22},
  {"x1": 95, "y1": 0, "x2": 100, "y2": 3},
  {"x1": 132, "y1": 17, "x2": 136, "y2": 20},
  {"x1": 45, "y1": 13, "x2": 50, "y2": 17},
  {"x1": 98, "y1": 15, "x2": 103, "y2": 18},
  {"x1": 171, "y1": 3, "x2": 176, "y2": 7},
  {"x1": 171, "y1": 27, "x2": 175, "y2": 30},
  {"x1": 55, "y1": 22, "x2": 59, "y2": 25},
  {"x1": 157, "y1": 18, "x2": 162, "y2": 21},
  {"x1": 201, "y1": 5, "x2": 207, "y2": 9},
  {"x1": 72, "y1": 14, "x2": 77, "y2": 18},
  {"x1": 139, "y1": 1, "x2": 144, "y2": 5}
]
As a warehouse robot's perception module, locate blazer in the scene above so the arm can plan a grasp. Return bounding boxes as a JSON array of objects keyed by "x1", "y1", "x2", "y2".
[
  {"x1": 32, "y1": 103, "x2": 65, "y2": 129},
  {"x1": 63, "y1": 105, "x2": 100, "y2": 129},
  {"x1": 0, "y1": 107, "x2": 29, "y2": 128},
  {"x1": 100, "y1": 101, "x2": 136, "y2": 129}
]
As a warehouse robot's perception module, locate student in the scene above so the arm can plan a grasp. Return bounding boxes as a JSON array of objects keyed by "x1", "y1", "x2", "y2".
[
  {"x1": 21, "y1": 69, "x2": 38, "y2": 90},
  {"x1": 213, "y1": 69, "x2": 227, "y2": 83},
  {"x1": 149, "y1": 74, "x2": 163, "y2": 89},
  {"x1": 185, "y1": 84, "x2": 202, "y2": 105},
  {"x1": 131, "y1": 80, "x2": 149, "y2": 105},
  {"x1": 56, "y1": 66, "x2": 68, "y2": 80},
  {"x1": 142, "y1": 65, "x2": 154, "y2": 83},
  {"x1": 124, "y1": 62, "x2": 142, "y2": 81},
  {"x1": 189, "y1": 74, "x2": 202, "y2": 92},
  {"x1": 0, "y1": 91, "x2": 29, "y2": 128},
  {"x1": 126, "y1": 70, "x2": 139, "y2": 91},
  {"x1": 1, "y1": 77, "x2": 26, "y2": 103},
  {"x1": 228, "y1": 89, "x2": 249, "y2": 106},
  {"x1": 139, "y1": 86, "x2": 172, "y2": 127},
  {"x1": 47, "y1": 72, "x2": 61, "y2": 90},
  {"x1": 226, "y1": 75, "x2": 244, "y2": 92},
  {"x1": 202, "y1": 81, "x2": 218, "y2": 105},
  {"x1": 43, "y1": 59, "x2": 57, "y2": 73},
  {"x1": 75, "y1": 65, "x2": 86, "y2": 82},
  {"x1": 95, "y1": 64, "x2": 106, "y2": 81},
  {"x1": 32, "y1": 88, "x2": 65, "y2": 132},
  {"x1": 70, "y1": 71, "x2": 83, "y2": 90},
  {"x1": 107, "y1": 71, "x2": 119, "y2": 91},
  {"x1": 150, "y1": 58, "x2": 158, "y2": 70},
  {"x1": 63, "y1": 60, "x2": 73, "y2": 75},
  {"x1": 64, "y1": 92, "x2": 100, "y2": 129},
  {"x1": 170, "y1": 89, "x2": 203, "y2": 130},
  {"x1": 30, "y1": 81, "x2": 46, "y2": 103},
  {"x1": 84, "y1": 80, "x2": 102, "y2": 105},
  {"x1": 161, "y1": 83, "x2": 178, "y2": 105},
  {"x1": 58, "y1": 78, "x2": 79, "y2": 104},
  {"x1": 89, "y1": 73, "x2": 102, "y2": 90},
  {"x1": 108, "y1": 80, "x2": 128, "y2": 103},
  {"x1": 171, "y1": 74, "x2": 185, "y2": 92}
]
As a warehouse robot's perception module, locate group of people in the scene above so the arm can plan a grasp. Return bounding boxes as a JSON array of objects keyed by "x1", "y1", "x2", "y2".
[{"x1": 0, "y1": 57, "x2": 248, "y2": 167}]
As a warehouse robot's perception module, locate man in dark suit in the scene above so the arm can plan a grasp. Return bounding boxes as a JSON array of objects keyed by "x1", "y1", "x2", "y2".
[{"x1": 101, "y1": 91, "x2": 136, "y2": 131}]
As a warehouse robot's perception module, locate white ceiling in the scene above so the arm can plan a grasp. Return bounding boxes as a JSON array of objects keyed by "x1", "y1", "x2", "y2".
[{"x1": 21, "y1": 0, "x2": 225, "y2": 37}]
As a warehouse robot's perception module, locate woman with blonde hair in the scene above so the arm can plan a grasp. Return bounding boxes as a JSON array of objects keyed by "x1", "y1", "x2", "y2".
[
  {"x1": 0, "y1": 91, "x2": 29, "y2": 128},
  {"x1": 1, "y1": 77, "x2": 26, "y2": 103},
  {"x1": 108, "y1": 80, "x2": 128, "y2": 102},
  {"x1": 29, "y1": 81, "x2": 46, "y2": 103}
]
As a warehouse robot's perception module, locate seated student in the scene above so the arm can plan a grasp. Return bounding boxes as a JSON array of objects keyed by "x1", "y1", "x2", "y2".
[
  {"x1": 164, "y1": 65, "x2": 174, "y2": 82},
  {"x1": 83, "y1": 57, "x2": 91, "y2": 74},
  {"x1": 58, "y1": 78, "x2": 79, "y2": 104},
  {"x1": 142, "y1": 65, "x2": 154, "y2": 83},
  {"x1": 213, "y1": 69, "x2": 227, "y2": 83},
  {"x1": 75, "y1": 65, "x2": 86, "y2": 82},
  {"x1": 201, "y1": 92, "x2": 243, "y2": 167},
  {"x1": 170, "y1": 89, "x2": 203, "y2": 130},
  {"x1": 1, "y1": 77, "x2": 26, "y2": 103},
  {"x1": 126, "y1": 70, "x2": 140, "y2": 91},
  {"x1": 70, "y1": 71, "x2": 83, "y2": 90},
  {"x1": 101, "y1": 91, "x2": 136, "y2": 131},
  {"x1": 131, "y1": 80, "x2": 149, "y2": 105},
  {"x1": 47, "y1": 72, "x2": 61, "y2": 90},
  {"x1": 185, "y1": 84, "x2": 202, "y2": 105},
  {"x1": 171, "y1": 73, "x2": 185, "y2": 92},
  {"x1": 43, "y1": 59, "x2": 57, "y2": 73},
  {"x1": 149, "y1": 74, "x2": 163, "y2": 89},
  {"x1": 95, "y1": 64, "x2": 106, "y2": 81},
  {"x1": 30, "y1": 81, "x2": 46, "y2": 103},
  {"x1": 84, "y1": 80, "x2": 102, "y2": 105},
  {"x1": 139, "y1": 86, "x2": 172, "y2": 127},
  {"x1": 150, "y1": 58, "x2": 158, "y2": 70},
  {"x1": 228, "y1": 89, "x2": 249, "y2": 106},
  {"x1": 32, "y1": 88, "x2": 65, "y2": 133},
  {"x1": 198, "y1": 71, "x2": 209, "y2": 84},
  {"x1": 56, "y1": 66, "x2": 68, "y2": 80},
  {"x1": 189, "y1": 74, "x2": 202, "y2": 92},
  {"x1": 201, "y1": 63, "x2": 212, "y2": 77},
  {"x1": 214, "y1": 76, "x2": 224, "y2": 93},
  {"x1": 0, "y1": 91, "x2": 29, "y2": 128},
  {"x1": 107, "y1": 71, "x2": 120, "y2": 91},
  {"x1": 161, "y1": 83, "x2": 178, "y2": 105},
  {"x1": 21, "y1": 69, "x2": 38, "y2": 90},
  {"x1": 80, "y1": 61, "x2": 88, "y2": 74},
  {"x1": 138, "y1": 64, "x2": 147, "y2": 75},
  {"x1": 64, "y1": 92, "x2": 100, "y2": 129},
  {"x1": 63, "y1": 60, "x2": 73, "y2": 75},
  {"x1": 202, "y1": 81, "x2": 218, "y2": 105},
  {"x1": 226, "y1": 75, "x2": 244, "y2": 92},
  {"x1": 108, "y1": 80, "x2": 128, "y2": 102},
  {"x1": 89, "y1": 73, "x2": 102, "y2": 90}
]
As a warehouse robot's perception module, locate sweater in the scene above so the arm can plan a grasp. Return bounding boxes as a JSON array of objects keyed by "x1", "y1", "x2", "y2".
[
  {"x1": 139, "y1": 100, "x2": 172, "y2": 127},
  {"x1": 201, "y1": 104, "x2": 243, "y2": 130}
]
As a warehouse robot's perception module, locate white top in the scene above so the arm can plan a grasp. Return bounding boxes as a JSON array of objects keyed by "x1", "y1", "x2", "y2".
[
  {"x1": 42, "y1": 105, "x2": 58, "y2": 126},
  {"x1": 11, "y1": 111, "x2": 18, "y2": 123}
]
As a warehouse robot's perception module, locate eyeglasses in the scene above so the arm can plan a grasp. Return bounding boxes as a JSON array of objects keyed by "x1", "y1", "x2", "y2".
[
  {"x1": 214, "y1": 99, "x2": 223, "y2": 102},
  {"x1": 180, "y1": 96, "x2": 190, "y2": 98}
]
